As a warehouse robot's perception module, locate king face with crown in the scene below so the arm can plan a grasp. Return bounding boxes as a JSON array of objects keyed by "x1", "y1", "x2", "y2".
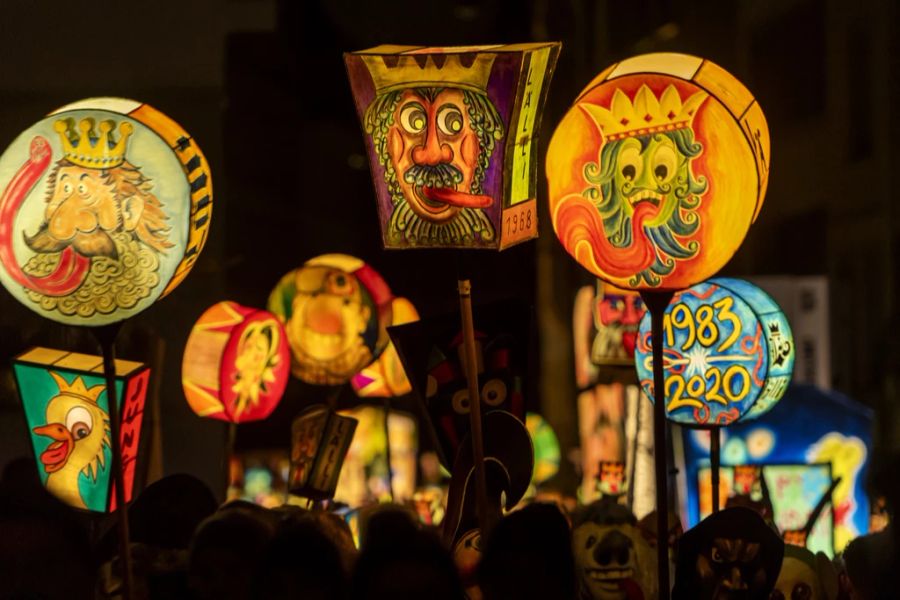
[
  {"x1": 16, "y1": 117, "x2": 173, "y2": 317},
  {"x1": 359, "y1": 51, "x2": 505, "y2": 248}
]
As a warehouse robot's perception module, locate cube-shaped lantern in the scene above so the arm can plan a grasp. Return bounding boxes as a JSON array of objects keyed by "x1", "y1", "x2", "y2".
[
  {"x1": 288, "y1": 405, "x2": 358, "y2": 501},
  {"x1": 13, "y1": 347, "x2": 149, "y2": 512},
  {"x1": 345, "y1": 43, "x2": 560, "y2": 250}
]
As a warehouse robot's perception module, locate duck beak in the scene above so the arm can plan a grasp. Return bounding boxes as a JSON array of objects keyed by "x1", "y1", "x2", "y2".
[{"x1": 33, "y1": 423, "x2": 74, "y2": 473}]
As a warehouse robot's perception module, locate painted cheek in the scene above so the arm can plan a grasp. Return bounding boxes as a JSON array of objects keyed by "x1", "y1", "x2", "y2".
[
  {"x1": 388, "y1": 128, "x2": 407, "y2": 171},
  {"x1": 460, "y1": 133, "x2": 480, "y2": 178},
  {"x1": 97, "y1": 200, "x2": 119, "y2": 231}
]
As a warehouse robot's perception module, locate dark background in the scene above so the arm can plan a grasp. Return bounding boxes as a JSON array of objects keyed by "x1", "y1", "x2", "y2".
[{"x1": 0, "y1": 0, "x2": 897, "y2": 498}]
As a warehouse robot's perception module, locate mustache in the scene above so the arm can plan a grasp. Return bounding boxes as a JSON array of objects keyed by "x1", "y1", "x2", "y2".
[
  {"x1": 403, "y1": 163, "x2": 463, "y2": 189},
  {"x1": 24, "y1": 224, "x2": 118, "y2": 260}
]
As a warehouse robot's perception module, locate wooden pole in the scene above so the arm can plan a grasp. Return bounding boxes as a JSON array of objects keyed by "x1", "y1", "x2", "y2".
[
  {"x1": 383, "y1": 398, "x2": 394, "y2": 502},
  {"x1": 95, "y1": 324, "x2": 134, "y2": 600},
  {"x1": 458, "y1": 278, "x2": 492, "y2": 536},
  {"x1": 640, "y1": 290, "x2": 674, "y2": 600},
  {"x1": 710, "y1": 427, "x2": 721, "y2": 513}
]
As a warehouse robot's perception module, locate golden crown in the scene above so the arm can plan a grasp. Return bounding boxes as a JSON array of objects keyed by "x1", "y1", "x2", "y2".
[
  {"x1": 360, "y1": 51, "x2": 496, "y2": 94},
  {"x1": 49, "y1": 371, "x2": 105, "y2": 404},
  {"x1": 54, "y1": 118, "x2": 134, "y2": 169},
  {"x1": 580, "y1": 84, "x2": 708, "y2": 141}
]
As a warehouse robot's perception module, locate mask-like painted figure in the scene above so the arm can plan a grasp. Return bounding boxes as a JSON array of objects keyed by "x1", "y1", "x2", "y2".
[
  {"x1": 673, "y1": 507, "x2": 784, "y2": 600},
  {"x1": 592, "y1": 281, "x2": 646, "y2": 365},
  {"x1": 596, "y1": 461, "x2": 627, "y2": 497},
  {"x1": 770, "y1": 546, "x2": 838, "y2": 600},
  {"x1": 572, "y1": 498, "x2": 656, "y2": 599}
]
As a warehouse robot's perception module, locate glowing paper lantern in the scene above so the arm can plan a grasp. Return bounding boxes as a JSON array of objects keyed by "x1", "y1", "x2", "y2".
[
  {"x1": 13, "y1": 347, "x2": 149, "y2": 512},
  {"x1": 634, "y1": 278, "x2": 794, "y2": 426},
  {"x1": 0, "y1": 98, "x2": 212, "y2": 325},
  {"x1": 345, "y1": 43, "x2": 560, "y2": 250},
  {"x1": 268, "y1": 254, "x2": 392, "y2": 386},
  {"x1": 525, "y1": 413, "x2": 560, "y2": 486},
  {"x1": 288, "y1": 405, "x2": 358, "y2": 501},
  {"x1": 182, "y1": 301, "x2": 290, "y2": 423},
  {"x1": 588, "y1": 280, "x2": 647, "y2": 367},
  {"x1": 351, "y1": 297, "x2": 419, "y2": 398},
  {"x1": 546, "y1": 53, "x2": 769, "y2": 290}
]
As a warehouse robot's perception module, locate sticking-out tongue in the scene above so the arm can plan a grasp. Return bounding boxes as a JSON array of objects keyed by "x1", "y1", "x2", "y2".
[
  {"x1": 623, "y1": 331, "x2": 638, "y2": 356},
  {"x1": 422, "y1": 186, "x2": 493, "y2": 208}
]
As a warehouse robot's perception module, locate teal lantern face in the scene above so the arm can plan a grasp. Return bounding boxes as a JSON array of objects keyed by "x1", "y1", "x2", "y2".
[
  {"x1": 13, "y1": 347, "x2": 149, "y2": 512},
  {"x1": 634, "y1": 278, "x2": 794, "y2": 426}
]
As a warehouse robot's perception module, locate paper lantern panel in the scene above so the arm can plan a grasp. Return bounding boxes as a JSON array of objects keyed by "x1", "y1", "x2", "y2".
[
  {"x1": 525, "y1": 412, "x2": 560, "y2": 486},
  {"x1": 0, "y1": 98, "x2": 212, "y2": 325},
  {"x1": 268, "y1": 254, "x2": 393, "y2": 386},
  {"x1": 345, "y1": 43, "x2": 560, "y2": 250},
  {"x1": 591, "y1": 280, "x2": 647, "y2": 366},
  {"x1": 634, "y1": 278, "x2": 793, "y2": 426},
  {"x1": 13, "y1": 347, "x2": 149, "y2": 512},
  {"x1": 182, "y1": 301, "x2": 290, "y2": 423},
  {"x1": 351, "y1": 297, "x2": 419, "y2": 398},
  {"x1": 547, "y1": 53, "x2": 768, "y2": 290},
  {"x1": 288, "y1": 405, "x2": 358, "y2": 501}
]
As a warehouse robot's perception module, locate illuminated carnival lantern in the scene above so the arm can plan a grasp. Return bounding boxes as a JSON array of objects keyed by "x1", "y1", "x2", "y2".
[
  {"x1": 268, "y1": 254, "x2": 393, "y2": 386},
  {"x1": 13, "y1": 347, "x2": 149, "y2": 512},
  {"x1": 288, "y1": 404, "x2": 358, "y2": 501},
  {"x1": 546, "y1": 53, "x2": 769, "y2": 597},
  {"x1": 182, "y1": 301, "x2": 290, "y2": 423},
  {"x1": 634, "y1": 278, "x2": 794, "y2": 426},
  {"x1": 351, "y1": 297, "x2": 419, "y2": 398}
]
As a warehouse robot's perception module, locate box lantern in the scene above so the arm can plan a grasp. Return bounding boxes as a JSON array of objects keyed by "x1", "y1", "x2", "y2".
[
  {"x1": 182, "y1": 301, "x2": 290, "y2": 423},
  {"x1": 351, "y1": 296, "x2": 419, "y2": 398},
  {"x1": 590, "y1": 280, "x2": 647, "y2": 367},
  {"x1": 13, "y1": 347, "x2": 149, "y2": 512},
  {"x1": 546, "y1": 53, "x2": 769, "y2": 290},
  {"x1": 268, "y1": 254, "x2": 393, "y2": 386},
  {"x1": 634, "y1": 278, "x2": 794, "y2": 426},
  {"x1": 345, "y1": 43, "x2": 560, "y2": 250},
  {"x1": 288, "y1": 405, "x2": 358, "y2": 501},
  {"x1": 0, "y1": 98, "x2": 212, "y2": 325}
]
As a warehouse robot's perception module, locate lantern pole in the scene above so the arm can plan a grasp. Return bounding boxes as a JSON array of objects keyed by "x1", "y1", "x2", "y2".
[
  {"x1": 383, "y1": 397, "x2": 395, "y2": 502},
  {"x1": 710, "y1": 427, "x2": 721, "y2": 513},
  {"x1": 640, "y1": 290, "x2": 674, "y2": 600},
  {"x1": 95, "y1": 323, "x2": 134, "y2": 600},
  {"x1": 225, "y1": 422, "x2": 237, "y2": 498}
]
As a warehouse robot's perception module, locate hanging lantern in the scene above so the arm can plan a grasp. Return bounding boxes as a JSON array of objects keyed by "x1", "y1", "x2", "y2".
[
  {"x1": 288, "y1": 405, "x2": 358, "y2": 501},
  {"x1": 182, "y1": 301, "x2": 290, "y2": 423},
  {"x1": 351, "y1": 297, "x2": 419, "y2": 398},
  {"x1": 634, "y1": 278, "x2": 794, "y2": 426},
  {"x1": 13, "y1": 347, "x2": 149, "y2": 512},
  {"x1": 268, "y1": 254, "x2": 393, "y2": 386},
  {"x1": 345, "y1": 43, "x2": 560, "y2": 250},
  {"x1": 0, "y1": 98, "x2": 212, "y2": 325},
  {"x1": 546, "y1": 53, "x2": 768, "y2": 290}
]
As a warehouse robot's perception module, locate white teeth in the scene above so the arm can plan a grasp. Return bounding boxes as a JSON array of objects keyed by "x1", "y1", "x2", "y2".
[
  {"x1": 587, "y1": 567, "x2": 634, "y2": 581},
  {"x1": 629, "y1": 189, "x2": 663, "y2": 204}
]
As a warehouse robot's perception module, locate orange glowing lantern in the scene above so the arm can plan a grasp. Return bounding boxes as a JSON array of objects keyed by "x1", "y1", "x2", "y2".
[
  {"x1": 268, "y1": 254, "x2": 393, "y2": 386},
  {"x1": 182, "y1": 301, "x2": 290, "y2": 423},
  {"x1": 351, "y1": 297, "x2": 419, "y2": 398},
  {"x1": 546, "y1": 53, "x2": 769, "y2": 290}
]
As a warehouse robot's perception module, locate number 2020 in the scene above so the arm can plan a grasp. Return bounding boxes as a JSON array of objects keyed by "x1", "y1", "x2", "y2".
[{"x1": 665, "y1": 364, "x2": 751, "y2": 413}]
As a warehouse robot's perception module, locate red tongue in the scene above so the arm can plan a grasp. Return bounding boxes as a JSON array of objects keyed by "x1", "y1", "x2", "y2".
[
  {"x1": 40, "y1": 440, "x2": 69, "y2": 466},
  {"x1": 422, "y1": 186, "x2": 493, "y2": 208},
  {"x1": 623, "y1": 331, "x2": 638, "y2": 357}
]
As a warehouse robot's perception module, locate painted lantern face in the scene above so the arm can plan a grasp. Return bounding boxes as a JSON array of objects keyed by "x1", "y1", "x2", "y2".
[
  {"x1": 268, "y1": 254, "x2": 392, "y2": 386},
  {"x1": 0, "y1": 98, "x2": 212, "y2": 325},
  {"x1": 634, "y1": 278, "x2": 794, "y2": 426},
  {"x1": 592, "y1": 281, "x2": 646, "y2": 365},
  {"x1": 547, "y1": 53, "x2": 769, "y2": 290}
]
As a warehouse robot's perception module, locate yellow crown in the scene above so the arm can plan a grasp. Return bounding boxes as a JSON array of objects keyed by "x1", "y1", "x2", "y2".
[
  {"x1": 54, "y1": 118, "x2": 134, "y2": 169},
  {"x1": 49, "y1": 371, "x2": 105, "y2": 404},
  {"x1": 360, "y1": 51, "x2": 496, "y2": 94},
  {"x1": 580, "y1": 84, "x2": 708, "y2": 141}
]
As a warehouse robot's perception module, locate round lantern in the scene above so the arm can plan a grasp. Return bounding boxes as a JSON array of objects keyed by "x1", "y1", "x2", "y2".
[
  {"x1": 182, "y1": 301, "x2": 290, "y2": 423},
  {"x1": 634, "y1": 278, "x2": 794, "y2": 426},
  {"x1": 0, "y1": 98, "x2": 212, "y2": 325},
  {"x1": 268, "y1": 254, "x2": 393, "y2": 386},
  {"x1": 546, "y1": 53, "x2": 768, "y2": 290}
]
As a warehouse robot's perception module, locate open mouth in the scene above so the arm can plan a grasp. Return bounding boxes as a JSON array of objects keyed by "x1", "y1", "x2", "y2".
[
  {"x1": 627, "y1": 189, "x2": 663, "y2": 207},
  {"x1": 415, "y1": 184, "x2": 454, "y2": 210},
  {"x1": 586, "y1": 567, "x2": 634, "y2": 581},
  {"x1": 40, "y1": 439, "x2": 71, "y2": 472}
]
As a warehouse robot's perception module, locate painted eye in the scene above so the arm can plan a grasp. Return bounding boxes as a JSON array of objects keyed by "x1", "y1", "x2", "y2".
[
  {"x1": 65, "y1": 406, "x2": 93, "y2": 440},
  {"x1": 711, "y1": 547, "x2": 724, "y2": 563},
  {"x1": 451, "y1": 389, "x2": 470, "y2": 414},
  {"x1": 791, "y1": 583, "x2": 812, "y2": 600},
  {"x1": 399, "y1": 103, "x2": 427, "y2": 134},
  {"x1": 326, "y1": 271, "x2": 355, "y2": 295},
  {"x1": 62, "y1": 182, "x2": 74, "y2": 195},
  {"x1": 618, "y1": 145, "x2": 642, "y2": 182},
  {"x1": 77, "y1": 182, "x2": 88, "y2": 196},
  {"x1": 481, "y1": 379, "x2": 507, "y2": 406},
  {"x1": 652, "y1": 144, "x2": 677, "y2": 183},
  {"x1": 586, "y1": 535, "x2": 597, "y2": 549},
  {"x1": 436, "y1": 104, "x2": 464, "y2": 135}
]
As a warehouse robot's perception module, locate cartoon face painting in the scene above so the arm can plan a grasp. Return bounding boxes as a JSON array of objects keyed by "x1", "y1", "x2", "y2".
[
  {"x1": 360, "y1": 53, "x2": 504, "y2": 248},
  {"x1": 592, "y1": 281, "x2": 646, "y2": 365},
  {"x1": 0, "y1": 99, "x2": 212, "y2": 325},
  {"x1": 231, "y1": 320, "x2": 282, "y2": 418}
]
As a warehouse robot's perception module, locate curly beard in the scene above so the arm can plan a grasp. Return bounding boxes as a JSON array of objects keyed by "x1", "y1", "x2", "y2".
[{"x1": 23, "y1": 231, "x2": 161, "y2": 317}]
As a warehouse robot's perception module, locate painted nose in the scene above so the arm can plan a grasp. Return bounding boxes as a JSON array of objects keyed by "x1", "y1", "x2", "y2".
[
  {"x1": 412, "y1": 123, "x2": 453, "y2": 165},
  {"x1": 721, "y1": 566, "x2": 747, "y2": 590},
  {"x1": 593, "y1": 530, "x2": 633, "y2": 566},
  {"x1": 33, "y1": 423, "x2": 70, "y2": 441}
]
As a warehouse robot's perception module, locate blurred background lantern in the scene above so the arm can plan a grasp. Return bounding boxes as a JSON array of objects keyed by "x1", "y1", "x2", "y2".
[
  {"x1": 525, "y1": 412, "x2": 560, "y2": 487},
  {"x1": 634, "y1": 278, "x2": 794, "y2": 426},
  {"x1": 288, "y1": 404, "x2": 358, "y2": 501},
  {"x1": 0, "y1": 98, "x2": 212, "y2": 326},
  {"x1": 13, "y1": 347, "x2": 149, "y2": 512},
  {"x1": 351, "y1": 296, "x2": 419, "y2": 398},
  {"x1": 345, "y1": 44, "x2": 560, "y2": 251},
  {"x1": 182, "y1": 301, "x2": 290, "y2": 423},
  {"x1": 546, "y1": 53, "x2": 769, "y2": 290},
  {"x1": 268, "y1": 254, "x2": 393, "y2": 386}
]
